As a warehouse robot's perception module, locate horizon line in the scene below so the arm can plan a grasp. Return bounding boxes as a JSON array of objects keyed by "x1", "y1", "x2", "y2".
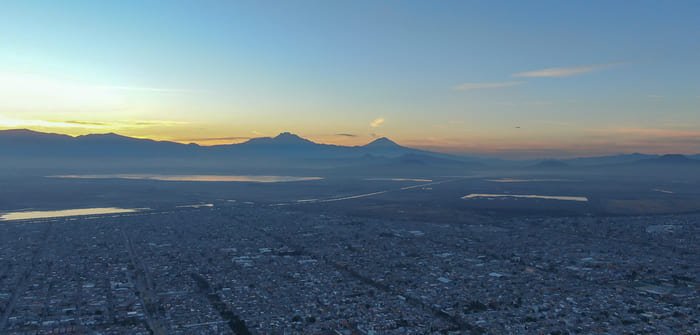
[{"x1": 0, "y1": 127, "x2": 698, "y2": 160}]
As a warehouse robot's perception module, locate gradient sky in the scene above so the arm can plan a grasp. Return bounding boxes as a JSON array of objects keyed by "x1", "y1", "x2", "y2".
[{"x1": 1, "y1": 1, "x2": 698, "y2": 158}]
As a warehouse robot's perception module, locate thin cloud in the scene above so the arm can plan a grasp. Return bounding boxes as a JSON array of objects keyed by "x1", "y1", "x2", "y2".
[
  {"x1": 64, "y1": 120, "x2": 109, "y2": 126},
  {"x1": 370, "y1": 118, "x2": 385, "y2": 127},
  {"x1": 452, "y1": 81, "x2": 524, "y2": 90},
  {"x1": 180, "y1": 136, "x2": 251, "y2": 141},
  {"x1": 0, "y1": 116, "x2": 188, "y2": 130},
  {"x1": 98, "y1": 85, "x2": 200, "y2": 93},
  {"x1": 128, "y1": 120, "x2": 189, "y2": 126},
  {"x1": 0, "y1": 117, "x2": 109, "y2": 129},
  {"x1": 512, "y1": 62, "x2": 619, "y2": 78},
  {"x1": 335, "y1": 133, "x2": 358, "y2": 137}
]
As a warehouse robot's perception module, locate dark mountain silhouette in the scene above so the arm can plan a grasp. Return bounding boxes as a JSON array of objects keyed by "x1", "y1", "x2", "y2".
[
  {"x1": 0, "y1": 129, "x2": 445, "y2": 162},
  {"x1": 1, "y1": 129, "x2": 697, "y2": 175},
  {"x1": 562, "y1": 153, "x2": 657, "y2": 166},
  {"x1": 0, "y1": 129, "x2": 73, "y2": 146},
  {"x1": 0, "y1": 129, "x2": 196, "y2": 157},
  {"x1": 0, "y1": 128, "x2": 72, "y2": 141},
  {"x1": 522, "y1": 154, "x2": 700, "y2": 171},
  {"x1": 590, "y1": 153, "x2": 700, "y2": 178},
  {"x1": 362, "y1": 137, "x2": 401, "y2": 148},
  {"x1": 637, "y1": 154, "x2": 699, "y2": 165},
  {"x1": 238, "y1": 132, "x2": 316, "y2": 146}
]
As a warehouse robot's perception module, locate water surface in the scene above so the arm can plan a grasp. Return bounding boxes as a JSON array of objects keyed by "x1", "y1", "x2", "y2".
[
  {"x1": 51, "y1": 174, "x2": 323, "y2": 183},
  {"x1": 176, "y1": 204, "x2": 214, "y2": 208},
  {"x1": 486, "y1": 178, "x2": 571, "y2": 183},
  {"x1": 462, "y1": 194, "x2": 588, "y2": 202},
  {"x1": 365, "y1": 178, "x2": 432, "y2": 182},
  {"x1": 0, "y1": 207, "x2": 144, "y2": 221}
]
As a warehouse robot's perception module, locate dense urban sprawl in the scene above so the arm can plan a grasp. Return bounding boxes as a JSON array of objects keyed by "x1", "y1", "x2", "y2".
[{"x1": 0, "y1": 203, "x2": 698, "y2": 334}]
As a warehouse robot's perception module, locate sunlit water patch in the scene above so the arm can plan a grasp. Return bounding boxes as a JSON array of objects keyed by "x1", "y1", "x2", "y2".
[
  {"x1": 365, "y1": 178, "x2": 433, "y2": 182},
  {"x1": 176, "y1": 204, "x2": 214, "y2": 208},
  {"x1": 486, "y1": 178, "x2": 571, "y2": 183},
  {"x1": 50, "y1": 174, "x2": 323, "y2": 182},
  {"x1": 462, "y1": 194, "x2": 588, "y2": 202},
  {"x1": 0, "y1": 207, "x2": 145, "y2": 221}
]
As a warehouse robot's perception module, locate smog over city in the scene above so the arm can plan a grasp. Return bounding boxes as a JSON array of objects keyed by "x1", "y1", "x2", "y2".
[{"x1": 0, "y1": 2, "x2": 698, "y2": 334}]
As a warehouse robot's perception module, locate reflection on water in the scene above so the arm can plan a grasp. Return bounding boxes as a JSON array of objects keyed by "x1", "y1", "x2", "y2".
[
  {"x1": 462, "y1": 194, "x2": 588, "y2": 202},
  {"x1": 321, "y1": 191, "x2": 388, "y2": 202},
  {"x1": 486, "y1": 178, "x2": 570, "y2": 183},
  {"x1": 0, "y1": 207, "x2": 144, "y2": 221},
  {"x1": 176, "y1": 204, "x2": 214, "y2": 208},
  {"x1": 50, "y1": 174, "x2": 323, "y2": 183},
  {"x1": 366, "y1": 178, "x2": 432, "y2": 182}
]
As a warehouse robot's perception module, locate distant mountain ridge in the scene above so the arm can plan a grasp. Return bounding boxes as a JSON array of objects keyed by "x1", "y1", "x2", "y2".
[
  {"x1": 638, "y1": 154, "x2": 700, "y2": 165},
  {"x1": 0, "y1": 129, "x2": 194, "y2": 157},
  {"x1": 0, "y1": 129, "x2": 436, "y2": 160},
  {"x1": 1, "y1": 129, "x2": 698, "y2": 171},
  {"x1": 362, "y1": 137, "x2": 401, "y2": 148},
  {"x1": 239, "y1": 132, "x2": 316, "y2": 146}
]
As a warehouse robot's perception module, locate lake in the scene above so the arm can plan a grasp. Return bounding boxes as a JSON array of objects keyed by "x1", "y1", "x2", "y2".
[
  {"x1": 462, "y1": 194, "x2": 588, "y2": 202},
  {"x1": 50, "y1": 174, "x2": 323, "y2": 183},
  {"x1": 0, "y1": 207, "x2": 145, "y2": 221},
  {"x1": 365, "y1": 178, "x2": 432, "y2": 182},
  {"x1": 485, "y1": 178, "x2": 571, "y2": 183}
]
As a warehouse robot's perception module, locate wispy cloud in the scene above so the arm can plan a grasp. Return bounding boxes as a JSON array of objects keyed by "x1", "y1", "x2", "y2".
[
  {"x1": 64, "y1": 120, "x2": 109, "y2": 126},
  {"x1": 452, "y1": 81, "x2": 524, "y2": 90},
  {"x1": 98, "y1": 85, "x2": 199, "y2": 93},
  {"x1": 370, "y1": 118, "x2": 385, "y2": 127},
  {"x1": 0, "y1": 117, "x2": 107, "y2": 129},
  {"x1": 127, "y1": 120, "x2": 189, "y2": 126},
  {"x1": 512, "y1": 62, "x2": 619, "y2": 78},
  {"x1": 0, "y1": 116, "x2": 188, "y2": 130},
  {"x1": 335, "y1": 133, "x2": 357, "y2": 137},
  {"x1": 179, "y1": 136, "x2": 251, "y2": 141}
]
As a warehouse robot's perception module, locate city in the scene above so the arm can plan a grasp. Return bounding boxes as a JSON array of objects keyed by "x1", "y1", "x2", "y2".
[
  {"x1": 1, "y1": 199, "x2": 697, "y2": 334},
  {"x1": 1, "y1": 1, "x2": 699, "y2": 334}
]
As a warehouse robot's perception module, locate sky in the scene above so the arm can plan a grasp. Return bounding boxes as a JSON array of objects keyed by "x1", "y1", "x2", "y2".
[{"x1": 0, "y1": 1, "x2": 698, "y2": 158}]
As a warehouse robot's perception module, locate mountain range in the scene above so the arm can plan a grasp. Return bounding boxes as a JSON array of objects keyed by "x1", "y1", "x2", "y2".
[
  {"x1": 1, "y1": 129, "x2": 698, "y2": 174},
  {"x1": 0, "y1": 129, "x2": 441, "y2": 159}
]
